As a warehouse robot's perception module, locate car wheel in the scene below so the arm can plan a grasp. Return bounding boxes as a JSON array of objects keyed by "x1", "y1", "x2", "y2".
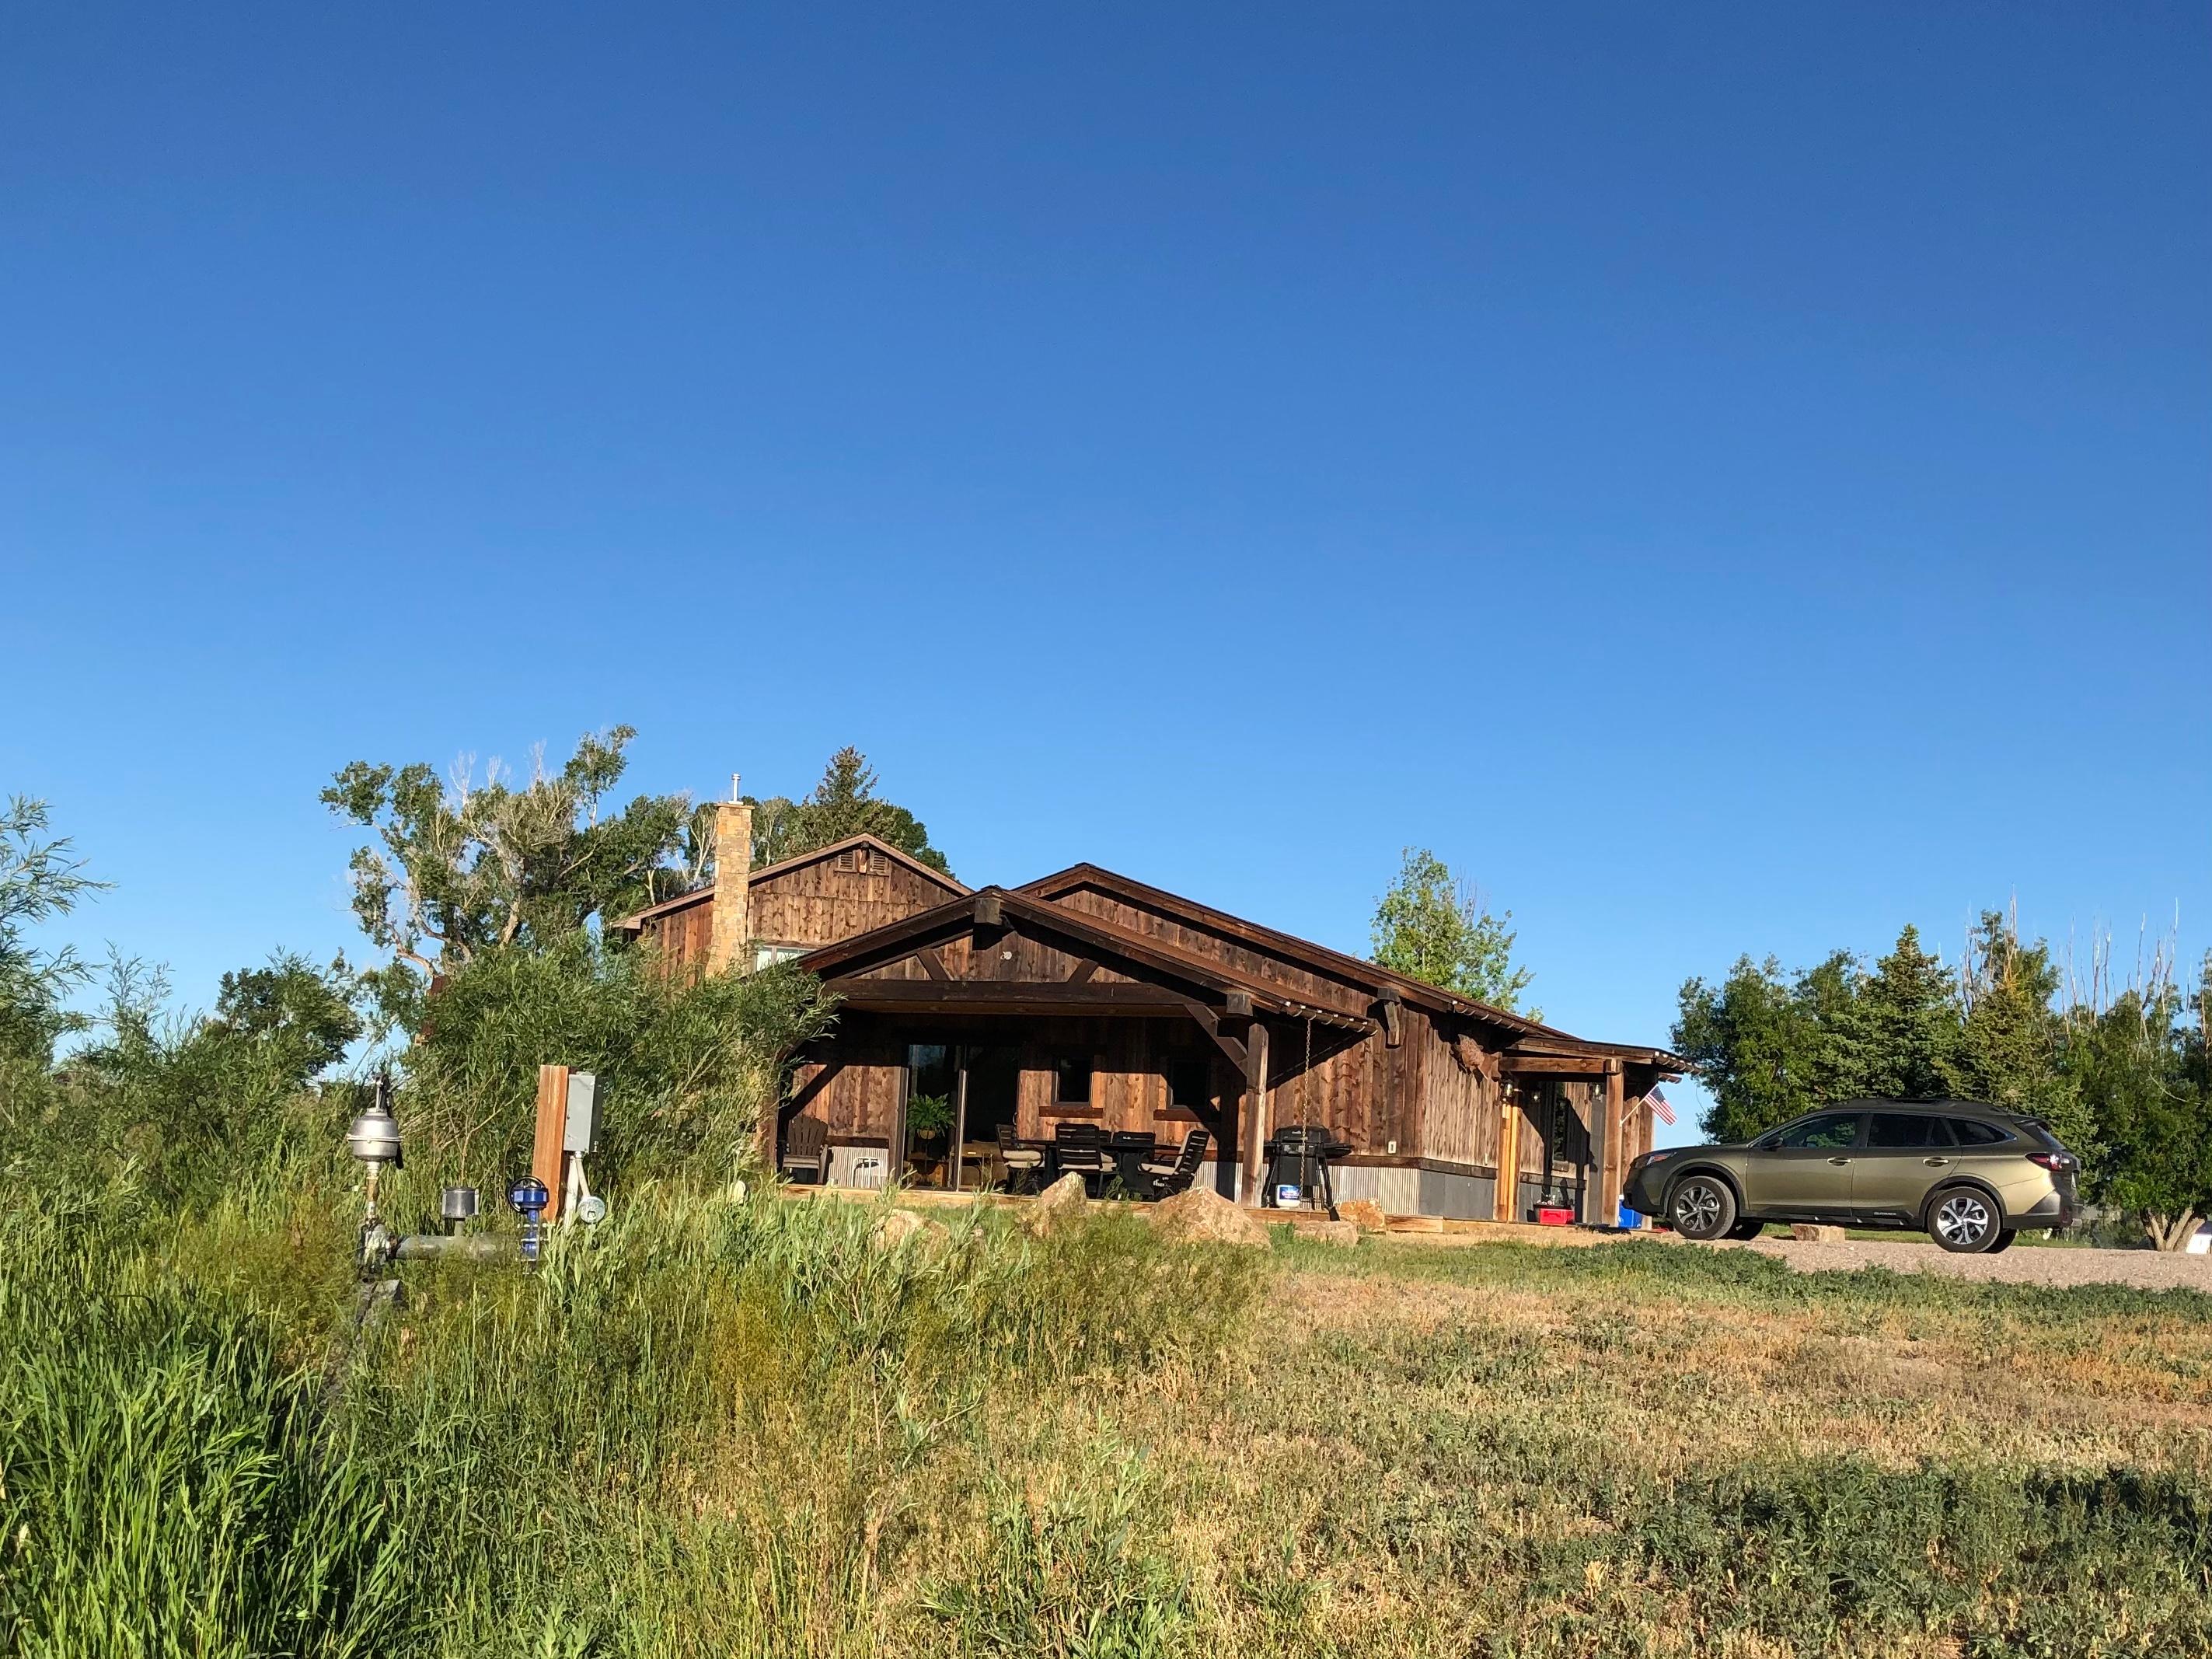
[
  {"x1": 1725, "y1": 1218, "x2": 1766, "y2": 1241},
  {"x1": 1928, "y1": 1186, "x2": 2001, "y2": 1254},
  {"x1": 1987, "y1": 1228, "x2": 2018, "y2": 1254},
  {"x1": 1668, "y1": 1175, "x2": 1737, "y2": 1242}
]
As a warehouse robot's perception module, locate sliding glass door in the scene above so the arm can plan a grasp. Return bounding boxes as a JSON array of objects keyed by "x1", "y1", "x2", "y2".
[
  {"x1": 902, "y1": 1043, "x2": 958, "y2": 1189},
  {"x1": 901, "y1": 1042, "x2": 1024, "y2": 1192}
]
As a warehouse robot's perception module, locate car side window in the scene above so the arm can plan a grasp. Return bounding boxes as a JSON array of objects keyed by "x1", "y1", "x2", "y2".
[
  {"x1": 1867, "y1": 1112, "x2": 1945, "y2": 1148},
  {"x1": 1947, "y1": 1119, "x2": 2011, "y2": 1147},
  {"x1": 1771, "y1": 1113, "x2": 1861, "y2": 1151}
]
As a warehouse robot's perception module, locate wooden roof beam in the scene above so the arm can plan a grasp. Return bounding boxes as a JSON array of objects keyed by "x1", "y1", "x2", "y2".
[
  {"x1": 1180, "y1": 998, "x2": 1249, "y2": 1070},
  {"x1": 1501, "y1": 1053, "x2": 1614, "y2": 1077}
]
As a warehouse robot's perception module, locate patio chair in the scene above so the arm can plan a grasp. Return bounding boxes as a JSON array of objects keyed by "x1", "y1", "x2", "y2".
[
  {"x1": 780, "y1": 1113, "x2": 831, "y2": 1185},
  {"x1": 1139, "y1": 1127, "x2": 1210, "y2": 1198},
  {"x1": 995, "y1": 1123, "x2": 1045, "y2": 1193},
  {"x1": 1051, "y1": 1121, "x2": 1111, "y2": 1195}
]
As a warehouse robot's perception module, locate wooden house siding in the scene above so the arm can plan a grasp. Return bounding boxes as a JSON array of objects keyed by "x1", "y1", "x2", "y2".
[
  {"x1": 638, "y1": 897, "x2": 714, "y2": 977},
  {"x1": 750, "y1": 851, "x2": 959, "y2": 952},
  {"x1": 1412, "y1": 1011, "x2": 1507, "y2": 1172},
  {"x1": 630, "y1": 836, "x2": 964, "y2": 976}
]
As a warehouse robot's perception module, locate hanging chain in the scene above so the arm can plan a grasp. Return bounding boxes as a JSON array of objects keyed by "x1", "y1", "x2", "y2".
[{"x1": 1300, "y1": 1015, "x2": 1314, "y2": 1125}]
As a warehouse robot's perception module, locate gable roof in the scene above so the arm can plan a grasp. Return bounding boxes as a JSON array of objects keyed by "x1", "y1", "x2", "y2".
[
  {"x1": 613, "y1": 833, "x2": 968, "y2": 932},
  {"x1": 1014, "y1": 861, "x2": 1579, "y2": 1044},
  {"x1": 795, "y1": 885, "x2": 1380, "y2": 1029}
]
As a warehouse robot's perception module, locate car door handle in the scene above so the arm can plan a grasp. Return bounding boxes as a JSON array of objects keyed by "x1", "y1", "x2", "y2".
[
  {"x1": 1828, "y1": 1156, "x2": 1851, "y2": 1165},
  {"x1": 1922, "y1": 1157, "x2": 1951, "y2": 1167}
]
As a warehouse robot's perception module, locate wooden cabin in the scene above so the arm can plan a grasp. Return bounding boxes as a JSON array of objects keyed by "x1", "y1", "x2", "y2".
[{"x1": 618, "y1": 800, "x2": 1682, "y2": 1223}]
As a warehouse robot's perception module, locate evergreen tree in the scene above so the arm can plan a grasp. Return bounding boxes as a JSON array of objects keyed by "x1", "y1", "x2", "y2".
[
  {"x1": 1854, "y1": 925, "x2": 1957, "y2": 1099},
  {"x1": 745, "y1": 747, "x2": 952, "y2": 876},
  {"x1": 1954, "y1": 909, "x2": 2083, "y2": 1145},
  {"x1": 1369, "y1": 848, "x2": 1535, "y2": 1015}
]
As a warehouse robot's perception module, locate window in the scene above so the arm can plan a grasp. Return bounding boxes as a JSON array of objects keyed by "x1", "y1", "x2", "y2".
[
  {"x1": 753, "y1": 944, "x2": 804, "y2": 972},
  {"x1": 1948, "y1": 1118, "x2": 2011, "y2": 1146},
  {"x1": 1168, "y1": 1059, "x2": 1212, "y2": 1111},
  {"x1": 1868, "y1": 1113, "x2": 1952, "y2": 1149},
  {"x1": 833, "y1": 849, "x2": 858, "y2": 872},
  {"x1": 1053, "y1": 1055, "x2": 1094, "y2": 1107},
  {"x1": 1767, "y1": 1112, "x2": 1861, "y2": 1151}
]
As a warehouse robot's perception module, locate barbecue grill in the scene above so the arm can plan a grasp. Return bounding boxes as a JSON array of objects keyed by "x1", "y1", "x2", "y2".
[{"x1": 1261, "y1": 1123, "x2": 1351, "y2": 1217}]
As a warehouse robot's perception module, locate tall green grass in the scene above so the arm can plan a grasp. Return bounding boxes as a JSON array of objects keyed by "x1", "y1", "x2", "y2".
[
  {"x1": 0, "y1": 1182, "x2": 1256, "y2": 1658},
  {"x1": 5, "y1": 1179, "x2": 2210, "y2": 1657}
]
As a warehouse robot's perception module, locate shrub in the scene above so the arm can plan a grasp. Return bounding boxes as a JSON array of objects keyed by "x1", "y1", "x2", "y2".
[{"x1": 400, "y1": 934, "x2": 833, "y2": 1189}]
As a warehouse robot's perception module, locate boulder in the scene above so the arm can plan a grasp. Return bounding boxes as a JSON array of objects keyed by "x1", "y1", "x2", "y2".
[
  {"x1": 1152, "y1": 1186, "x2": 1272, "y2": 1249},
  {"x1": 1789, "y1": 1224, "x2": 1847, "y2": 1245},
  {"x1": 1310, "y1": 1219, "x2": 1361, "y2": 1249},
  {"x1": 1023, "y1": 1173, "x2": 1092, "y2": 1236},
  {"x1": 872, "y1": 1209, "x2": 947, "y2": 1249},
  {"x1": 1337, "y1": 1199, "x2": 1388, "y2": 1234}
]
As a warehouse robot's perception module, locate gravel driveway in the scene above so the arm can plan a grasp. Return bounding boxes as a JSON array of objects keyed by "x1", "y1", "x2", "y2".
[{"x1": 1713, "y1": 1234, "x2": 2212, "y2": 1291}]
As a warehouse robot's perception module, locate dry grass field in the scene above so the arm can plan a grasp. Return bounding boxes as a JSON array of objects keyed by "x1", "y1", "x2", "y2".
[{"x1": 1180, "y1": 1235, "x2": 2212, "y2": 1656}]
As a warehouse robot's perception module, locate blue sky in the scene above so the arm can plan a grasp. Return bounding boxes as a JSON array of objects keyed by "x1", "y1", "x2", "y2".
[{"x1": 5, "y1": 5, "x2": 2207, "y2": 1140}]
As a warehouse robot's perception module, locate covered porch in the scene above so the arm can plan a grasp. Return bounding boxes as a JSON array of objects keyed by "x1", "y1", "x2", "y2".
[
  {"x1": 779, "y1": 987, "x2": 1370, "y2": 1203},
  {"x1": 772, "y1": 889, "x2": 1376, "y2": 1205}
]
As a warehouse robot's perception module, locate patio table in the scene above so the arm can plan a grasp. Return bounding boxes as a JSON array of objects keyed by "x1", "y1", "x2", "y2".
[{"x1": 1104, "y1": 1130, "x2": 1159, "y2": 1197}]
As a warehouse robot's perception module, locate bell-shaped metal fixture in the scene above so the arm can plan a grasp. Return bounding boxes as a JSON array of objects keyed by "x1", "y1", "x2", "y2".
[{"x1": 347, "y1": 1073, "x2": 403, "y2": 1168}]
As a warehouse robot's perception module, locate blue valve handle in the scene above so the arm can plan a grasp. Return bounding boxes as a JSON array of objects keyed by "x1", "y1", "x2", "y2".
[{"x1": 509, "y1": 1176, "x2": 550, "y2": 1262}]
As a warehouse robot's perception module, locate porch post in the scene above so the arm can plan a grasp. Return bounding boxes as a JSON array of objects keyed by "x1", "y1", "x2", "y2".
[
  {"x1": 1241, "y1": 1020, "x2": 1270, "y2": 1203},
  {"x1": 1589, "y1": 1060, "x2": 1624, "y2": 1227},
  {"x1": 1495, "y1": 1084, "x2": 1520, "y2": 1223}
]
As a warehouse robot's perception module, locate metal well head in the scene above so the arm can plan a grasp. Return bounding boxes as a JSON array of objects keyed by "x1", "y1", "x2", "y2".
[
  {"x1": 346, "y1": 1103, "x2": 403, "y2": 1167},
  {"x1": 346, "y1": 1072, "x2": 403, "y2": 1168}
]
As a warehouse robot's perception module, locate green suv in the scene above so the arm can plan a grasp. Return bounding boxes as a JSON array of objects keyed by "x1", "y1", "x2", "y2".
[{"x1": 1621, "y1": 1099, "x2": 2080, "y2": 1254}]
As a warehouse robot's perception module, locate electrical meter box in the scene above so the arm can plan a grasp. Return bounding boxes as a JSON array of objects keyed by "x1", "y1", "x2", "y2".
[{"x1": 563, "y1": 1071, "x2": 600, "y2": 1154}]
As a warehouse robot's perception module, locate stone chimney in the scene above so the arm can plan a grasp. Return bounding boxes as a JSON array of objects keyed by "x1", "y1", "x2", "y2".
[{"x1": 707, "y1": 773, "x2": 752, "y2": 976}]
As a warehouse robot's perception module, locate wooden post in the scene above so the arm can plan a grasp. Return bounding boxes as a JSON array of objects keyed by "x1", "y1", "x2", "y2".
[
  {"x1": 533, "y1": 1064, "x2": 569, "y2": 1224},
  {"x1": 1241, "y1": 1021, "x2": 1270, "y2": 1203},
  {"x1": 951, "y1": 1060, "x2": 970, "y2": 1193},
  {"x1": 1495, "y1": 1086, "x2": 1520, "y2": 1223},
  {"x1": 1593, "y1": 1061, "x2": 1624, "y2": 1227}
]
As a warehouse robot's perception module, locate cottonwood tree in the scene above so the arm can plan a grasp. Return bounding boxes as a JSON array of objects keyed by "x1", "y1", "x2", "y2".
[
  {"x1": 1369, "y1": 848, "x2": 1535, "y2": 1015},
  {"x1": 1673, "y1": 951, "x2": 1868, "y2": 1144},
  {"x1": 0, "y1": 797, "x2": 108, "y2": 1064},
  {"x1": 323, "y1": 728, "x2": 693, "y2": 1015},
  {"x1": 2064, "y1": 953, "x2": 2212, "y2": 1252},
  {"x1": 208, "y1": 952, "x2": 365, "y2": 1089}
]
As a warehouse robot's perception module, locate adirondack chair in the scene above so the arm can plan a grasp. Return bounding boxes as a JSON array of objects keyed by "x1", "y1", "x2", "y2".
[{"x1": 780, "y1": 1113, "x2": 830, "y2": 1185}]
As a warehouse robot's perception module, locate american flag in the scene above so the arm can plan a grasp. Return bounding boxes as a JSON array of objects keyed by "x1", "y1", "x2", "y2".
[{"x1": 1644, "y1": 1087, "x2": 1676, "y2": 1126}]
